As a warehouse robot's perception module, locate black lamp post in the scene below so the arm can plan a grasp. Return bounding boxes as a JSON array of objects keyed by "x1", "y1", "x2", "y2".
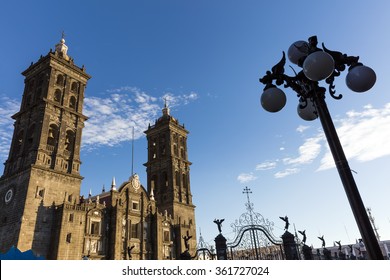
[{"x1": 259, "y1": 36, "x2": 383, "y2": 260}]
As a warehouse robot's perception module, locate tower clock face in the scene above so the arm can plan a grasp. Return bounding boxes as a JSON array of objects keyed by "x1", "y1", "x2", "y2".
[{"x1": 4, "y1": 188, "x2": 14, "y2": 204}]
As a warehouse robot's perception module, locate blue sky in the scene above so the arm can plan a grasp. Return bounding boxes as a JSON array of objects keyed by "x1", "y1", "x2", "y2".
[{"x1": 1, "y1": 0, "x2": 390, "y2": 250}]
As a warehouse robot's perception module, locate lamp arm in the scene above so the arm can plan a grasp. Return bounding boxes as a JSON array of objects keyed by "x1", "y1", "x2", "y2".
[
  {"x1": 322, "y1": 43, "x2": 360, "y2": 99},
  {"x1": 259, "y1": 56, "x2": 316, "y2": 102},
  {"x1": 260, "y1": 42, "x2": 365, "y2": 102}
]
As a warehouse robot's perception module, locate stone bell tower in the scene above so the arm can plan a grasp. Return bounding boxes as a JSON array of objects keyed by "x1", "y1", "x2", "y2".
[
  {"x1": 0, "y1": 36, "x2": 90, "y2": 257},
  {"x1": 144, "y1": 103, "x2": 197, "y2": 257}
]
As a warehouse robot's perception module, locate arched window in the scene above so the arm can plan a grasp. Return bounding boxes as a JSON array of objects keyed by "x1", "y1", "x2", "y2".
[
  {"x1": 25, "y1": 92, "x2": 33, "y2": 106},
  {"x1": 35, "y1": 87, "x2": 42, "y2": 100},
  {"x1": 182, "y1": 173, "x2": 187, "y2": 188},
  {"x1": 56, "y1": 74, "x2": 64, "y2": 86},
  {"x1": 162, "y1": 172, "x2": 168, "y2": 188},
  {"x1": 71, "y1": 82, "x2": 78, "y2": 92},
  {"x1": 28, "y1": 79, "x2": 35, "y2": 93},
  {"x1": 69, "y1": 96, "x2": 77, "y2": 109},
  {"x1": 27, "y1": 124, "x2": 36, "y2": 147},
  {"x1": 175, "y1": 171, "x2": 180, "y2": 186},
  {"x1": 47, "y1": 124, "x2": 58, "y2": 147},
  {"x1": 174, "y1": 144, "x2": 178, "y2": 156},
  {"x1": 160, "y1": 136, "x2": 166, "y2": 156},
  {"x1": 13, "y1": 130, "x2": 24, "y2": 155},
  {"x1": 151, "y1": 175, "x2": 158, "y2": 194},
  {"x1": 151, "y1": 139, "x2": 157, "y2": 159},
  {"x1": 54, "y1": 89, "x2": 62, "y2": 103},
  {"x1": 38, "y1": 77, "x2": 44, "y2": 86},
  {"x1": 65, "y1": 130, "x2": 75, "y2": 152},
  {"x1": 91, "y1": 221, "x2": 100, "y2": 235},
  {"x1": 66, "y1": 233, "x2": 72, "y2": 243}
]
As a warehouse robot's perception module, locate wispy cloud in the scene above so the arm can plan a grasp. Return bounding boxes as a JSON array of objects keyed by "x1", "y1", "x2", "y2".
[
  {"x1": 162, "y1": 91, "x2": 198, "y2": 107},
  {"x1": 318, "y1": 103, "x2": 390, "y2": 170},
  {"x1": 274, "y1": 168, "x2": 300, "y2": 178},
  {"x1": 241, "y1": 103, "x2": 390, "y2": 179},
  {"x1": 83, "y1": 87, "x2": 198, "y2": 150},
  {"x1": 237, "y1": 172, "x2": 257, "y2": 183},
  {"x1": 82, "y1": 88, "x2": 159, "y2": 148},
  {"x1": 296, "y1": 125, "x2": 310, "y2": 133},
  {"x1": 0, "y1": 88, "x2": 199, "y2": 159},
  {"x1": 255, "y1": 161, "x2": 277, "y2": 171},
  {"x1": 282, "y1": 136, "x2": 323, "y2": 166},
  {"x1": 0, "y1": 96, "x2": 20, "y2": 162}
]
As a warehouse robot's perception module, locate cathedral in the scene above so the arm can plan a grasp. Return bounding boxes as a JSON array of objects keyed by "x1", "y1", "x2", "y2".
[{"x1": 0, "y1": 37, "x2": 197, "y2": 260}]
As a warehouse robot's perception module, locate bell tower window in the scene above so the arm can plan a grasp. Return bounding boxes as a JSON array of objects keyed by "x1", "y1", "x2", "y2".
[
  {"x1": 47, "y1": 124, "x2": 58, "y2": 147},
  {"x1": 54, "y1": 89, "x2": 62, "y2": 103},
  {"x1": 163, "y1": 172, "x2": 168, "y2": 188},
  {"x1": 11, "y1": 130, "x2": 24, "y2": 158},
  {"x1": 173, "y1": 144, "x2": 178, "y2": 156},
  {"x1": 56, "y1": 74, "x2": 64, "y2": 86},
  {"x1": 35, "y1": 87, "x2": 42, "y2": 100},
  {"x1": 26, "y1": 124, "x2": 35, "y2": 150},
  {"x1": 71, "y1": 82, "x2": 78, "y2": 92},
  {"x1": 151, "y1": 140, "x2": 157, "y2": 159},
  {"x1": 65, "y1": 130, "x2": 75, "y2": 153},
  {"x1": 28, "y1": 79, "x2": 35, "y2": 91},
  {"x1": 69, "y1": 96, "x2": 76, "y2": 109},
  {"x1": 160, "y1": 136, "x2": 166, "y2": 156},
  {"x1": 26, "y1": 93, "x2": 33, "y2": 107}
]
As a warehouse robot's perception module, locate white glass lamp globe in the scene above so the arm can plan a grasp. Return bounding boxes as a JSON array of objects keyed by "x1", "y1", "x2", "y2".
[
  {"x1": 288, "y1": 40, "x2": 308, "y2": 65},
  {"x1": 297, "y1": 99, "x2": 318, "y2": 121},
  {"x1": 346, "y1": 65, "x2": 376, "y2": 93},
  {"x1": 261, "y1": 87, "x2": 286, "y2": 113},
  {"x1": 303, "y1": 51, "x2": 335, "y2": 81}
]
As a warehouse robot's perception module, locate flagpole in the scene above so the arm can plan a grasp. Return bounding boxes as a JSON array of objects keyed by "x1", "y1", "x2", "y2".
[{"x1": 131, "y1": 127, "x2": 134, "y2": 176}]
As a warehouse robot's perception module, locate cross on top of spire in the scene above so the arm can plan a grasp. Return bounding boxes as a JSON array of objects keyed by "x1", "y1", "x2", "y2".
[
  {"x1": 163, "y1": 97, "x2": 168, "y2": 108},
  {"x1": 243, "y1": 186, "x2": 252, "y2": 195},
  {"x1": 162, "y1": 97, "x2": 170, "y2": 116},
  {"x1": 243, "y1": 186, "x2": 254, "y2": 212},
  {"x1": 55, "y1": 31, "x2": 69, "y2": 60},
  {"x1": 243, "y1": 186, "x2": 253, "y2": 202}
]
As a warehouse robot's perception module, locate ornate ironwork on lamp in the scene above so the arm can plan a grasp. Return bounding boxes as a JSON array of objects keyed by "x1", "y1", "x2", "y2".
[{"x1": 258, "y1": 36, "x2": 382, "y2": 260}]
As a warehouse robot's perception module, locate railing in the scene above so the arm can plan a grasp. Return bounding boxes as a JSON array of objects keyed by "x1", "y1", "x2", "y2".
[
  {"x1": 46, "y1": 144, "x2": 55, "y2": 153},
  {"x1": 64, "y1": 203, "x2": 87, "y2": 211}
]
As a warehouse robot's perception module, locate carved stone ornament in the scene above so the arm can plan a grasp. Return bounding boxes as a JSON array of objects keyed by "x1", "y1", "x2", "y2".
[{"x1": 130, "y1": 173, "x2": 141, "y2": 192}]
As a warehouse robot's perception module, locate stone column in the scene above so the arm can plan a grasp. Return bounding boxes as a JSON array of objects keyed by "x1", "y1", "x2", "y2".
[
  {"x1": 215, "y1": 234, "x2": 227, "y2": 260},
  {"x1": 281, "y1": 231, "x2": 299, "y2": 260}
]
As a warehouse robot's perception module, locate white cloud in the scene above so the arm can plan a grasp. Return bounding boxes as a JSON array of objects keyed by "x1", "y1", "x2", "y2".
[
  {"x1": 0, "y1": 96, "x2": 20, "y2": 162},
  {"x1": 162, "y1": 91, "x2": 198, "y2": 107},
  {"x1": 274, "y1": 168, "x2": 300, "y2": 178},
  {"x1": 283, "y1": 136, "x2": 323, "y2": 166},
  {"x1": 255, "y1": 161, "x2": 277, "y2": 171},
  {"x1": 237, "y1": 172, "x2": 257, "y2": 183},
  {"x1": 82, "y1": 91, "x2": 158, "y2": 148},
  {"x1": 296, "y1": 125, "x2": 310, "y2": 133},
  {"x1": 82, "y1": 87, "x2": 198, "y2": 150},
  {"x1": 318, "y1": 103, "x2": 390, "y2": 170},
  {"x1": 0, "y1": 88, "x2": 199, "y2": 158},
  {"x1": 250, "y1": 103, "x2": 390, "y2": 178}
]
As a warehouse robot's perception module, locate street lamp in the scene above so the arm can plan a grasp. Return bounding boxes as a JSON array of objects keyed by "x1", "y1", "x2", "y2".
[{"x1": 259, "y1": 35, "x2": 383, "y2": 260}]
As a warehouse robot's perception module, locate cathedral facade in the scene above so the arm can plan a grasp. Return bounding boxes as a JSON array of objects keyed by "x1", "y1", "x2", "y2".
[{"x1": 0, "y1": 38, "x2": 196, "y2": 260}]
